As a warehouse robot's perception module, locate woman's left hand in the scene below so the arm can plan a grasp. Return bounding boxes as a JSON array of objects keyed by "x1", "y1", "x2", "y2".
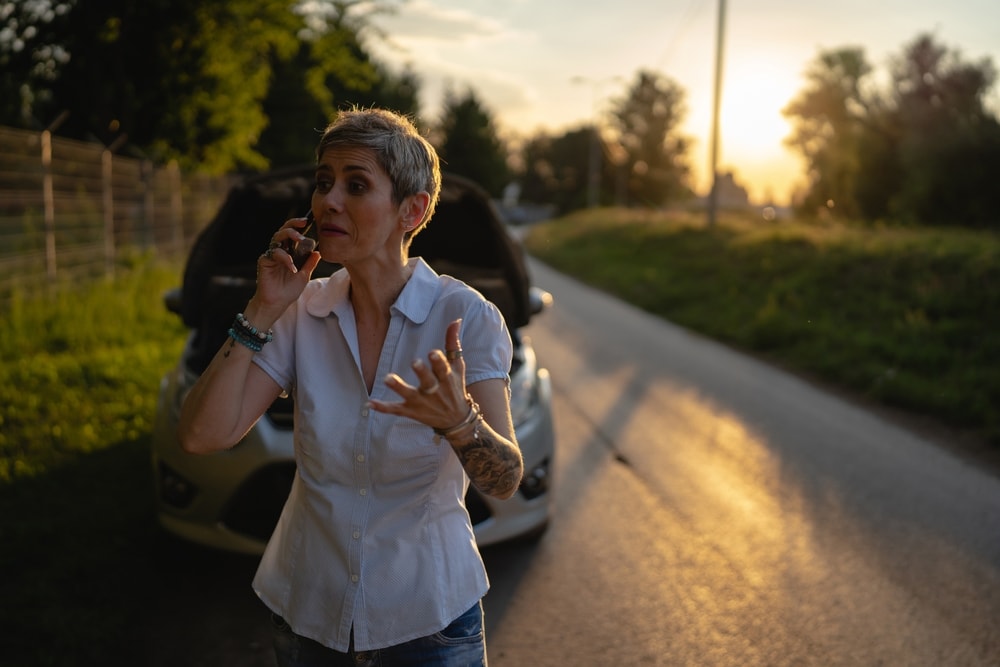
[
  {"x1": 367, "y1": 319, "x2": 472, "y2": 431},
  {"x1": 371, "y1": 318, "x2": 524, "y2": 499}
]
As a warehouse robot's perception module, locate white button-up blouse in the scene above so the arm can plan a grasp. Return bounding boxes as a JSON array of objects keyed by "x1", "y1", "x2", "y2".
[{"x1": 250, "y1": 258, "x2": 512, "y2": 652}]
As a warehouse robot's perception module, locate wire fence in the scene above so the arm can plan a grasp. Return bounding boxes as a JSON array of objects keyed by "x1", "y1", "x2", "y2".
[{"x1": 0, "y1": 125, "x2": 233, "y2": 303}]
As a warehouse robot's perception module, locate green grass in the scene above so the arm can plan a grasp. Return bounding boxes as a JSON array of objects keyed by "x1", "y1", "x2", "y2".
[
  {"x1": 0, "y1": 256, "x2": 188, "y2": 483},
  {"x1": 0, "y1": 255, "x2": 189, "y2": 665},
  {"x1": 524, "y1": 208, "x2": 1000, "y2": 443}
]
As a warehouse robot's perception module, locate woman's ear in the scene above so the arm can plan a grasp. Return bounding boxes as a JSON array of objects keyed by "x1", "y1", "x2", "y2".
[{"x1": 401, "y1": 192, "x2": 431, "y2": 230}]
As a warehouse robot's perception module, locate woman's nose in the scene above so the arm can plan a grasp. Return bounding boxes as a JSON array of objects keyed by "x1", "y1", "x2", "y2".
[{"x1": 319, "y1": 184, "x2": 345, "y2": 212}]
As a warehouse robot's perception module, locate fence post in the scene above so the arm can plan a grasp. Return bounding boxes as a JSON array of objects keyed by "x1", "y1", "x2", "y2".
[
  {"x1": 142, "y1": 160, "x2": 154, "y2": 248},
  {"x1": 102, "y1": 148, "x2": 115, "y2": 276},
  {"x1": 168, "y1": 160, "x2": 183, "y2": 255},
  {"x1": 41, "y1": 130, "x2": 57, "y2": 281}
]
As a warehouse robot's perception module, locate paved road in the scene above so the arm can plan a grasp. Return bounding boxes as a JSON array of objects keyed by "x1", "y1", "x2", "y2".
[
  {"x1": 480, "y1": 258, "x2": 1000, "y2": 666},
  {"x1": 144, "y1": 258, "x2": 1000, "y2": 666}
]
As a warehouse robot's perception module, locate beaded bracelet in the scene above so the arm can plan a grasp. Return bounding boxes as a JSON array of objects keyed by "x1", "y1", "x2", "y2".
[
  {"x1": 234, "y1": 313, "x2": 273, "y2": 344},
  {"x1": 227, "y1": 313, "x2": 273, "y2": 352},
  {"x1": 228, "y1": 327, "x2": 263, "y2": 352}
]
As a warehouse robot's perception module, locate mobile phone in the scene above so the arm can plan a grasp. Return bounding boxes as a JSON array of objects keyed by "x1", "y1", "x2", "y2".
[{"x1": 283, "y1": 211, "x2": 317, "y2": 269}]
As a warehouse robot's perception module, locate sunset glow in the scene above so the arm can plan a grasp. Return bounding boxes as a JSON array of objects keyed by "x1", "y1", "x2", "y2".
[
  {"x1": 368, "y1": 1, "x2": 1000, "y2": 206},
  {"x1": 709, "y1": 56, "x2": 806, "y2": 202}
]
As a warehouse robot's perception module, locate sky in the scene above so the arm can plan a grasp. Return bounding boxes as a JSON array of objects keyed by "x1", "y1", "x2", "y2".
[{"x1": 364, "y1": 0, "x2": 1000, "y2": 205}]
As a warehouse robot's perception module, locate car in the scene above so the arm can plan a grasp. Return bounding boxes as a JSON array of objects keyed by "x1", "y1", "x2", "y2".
[{"x1": 150, "y1": 166, "x2": 555, "y2": 554}]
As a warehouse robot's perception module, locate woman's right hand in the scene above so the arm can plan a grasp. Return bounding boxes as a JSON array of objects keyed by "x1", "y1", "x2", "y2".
[{"x1": 252, "y1": 217, "x2": 322, "y2": 318}]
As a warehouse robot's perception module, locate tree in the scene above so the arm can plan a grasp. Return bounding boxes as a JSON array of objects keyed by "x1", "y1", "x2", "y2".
[
  {"x1": 782, "y1": 47, "x2": 879, "y2": 218},
  {"x1": 887, "y1": 34, "x2": 1000, "y2": 225},
  {"x1": 0, "y1": 0, "x2": 74, "y2": 127},
  {"x1": 610, "y1": 70, "x2": 692, "y2": 207},
  {"x1": 0, "y1": 0, "x2": 394, "y2": 173},
  {"x1": 3, "y1": 0, "x2": 305, "y2": 171},
  {"x1": 258, "y1": 32, "x2": 421, "y2": 168},
  {"x1": 783, "y1": 34, "x2": 1000, "y2": 226},
  {"x1": 435, "y1": 87, "x2": 510, "y2": 197},
  {"x1": 516, "y1": 127, "x2": 593, "y2": 214},
  {"x1": 146, "y1": 0, "x2": 305, "y2": 172}
]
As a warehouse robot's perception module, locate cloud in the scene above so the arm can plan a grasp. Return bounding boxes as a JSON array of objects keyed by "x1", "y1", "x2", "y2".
[
  {"x1": 373, "y1": 0, "x2": 511, "y2": 46},
  {"x1": 364, "y1": 1, "x2": 543, "y2": 129}
]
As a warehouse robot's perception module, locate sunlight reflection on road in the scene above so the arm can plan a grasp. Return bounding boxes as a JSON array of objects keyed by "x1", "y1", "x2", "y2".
[{"x1": 483, "y1": 258, "x2": 1000, "y2": 665}]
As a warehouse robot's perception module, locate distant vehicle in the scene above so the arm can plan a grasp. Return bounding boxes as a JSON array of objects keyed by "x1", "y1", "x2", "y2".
[{"x1": 150, "y1": 167, "x2": 555, "y2": 554}]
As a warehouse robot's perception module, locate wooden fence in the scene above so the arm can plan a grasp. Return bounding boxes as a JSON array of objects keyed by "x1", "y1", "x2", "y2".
[{"x1": 0, "y1": 126, "x2": 233, "y2": 302}]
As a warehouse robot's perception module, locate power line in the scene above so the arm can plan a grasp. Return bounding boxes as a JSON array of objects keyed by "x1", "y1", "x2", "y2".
[{"x1": 655, "y1": 0, "x2": 714, "y2": 72}]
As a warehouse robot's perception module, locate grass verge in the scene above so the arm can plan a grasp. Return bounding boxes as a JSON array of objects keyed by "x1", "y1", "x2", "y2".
[
  {"x1": 524, "y1": 208, "x2": 999, "y2": 444},
  {"x1": 0, "y1": 255, "x2": 189, "y2": 664}
]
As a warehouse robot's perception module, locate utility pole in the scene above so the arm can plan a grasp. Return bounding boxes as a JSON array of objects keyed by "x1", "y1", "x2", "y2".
[{"x1": 707, "y1": 0, "x2": 727, "y2": 227}]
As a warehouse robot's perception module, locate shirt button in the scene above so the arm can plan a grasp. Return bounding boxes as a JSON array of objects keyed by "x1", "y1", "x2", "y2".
[
  {"x1": 361, "y1": 408, "x2": 369, "y2": 417},
  {"x1": 353, "y1": 530, "x2": 360, "y2": 539},
  {"x1": 356, "y1": 454, "x2": 365, "y2": 463},
  {"x1": 351, "y1": 574, "x2": 359, "y2": 583},
  {"x1": 359, "y1": 488, "x2": 367, "y2": 496}
]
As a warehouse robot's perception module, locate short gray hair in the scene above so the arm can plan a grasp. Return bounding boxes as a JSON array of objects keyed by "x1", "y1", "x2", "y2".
[{"x1": 316, "y1": 107, "x2": 441, "y2": 238}]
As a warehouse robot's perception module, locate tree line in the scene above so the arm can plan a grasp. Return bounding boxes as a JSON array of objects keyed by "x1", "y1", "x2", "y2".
[
  {"x1": 2, "y1": 1, "x2": 998, "y2": 226},
  {"x1": 783, "y1": 34, "x2": 1000, "y2": 227}
]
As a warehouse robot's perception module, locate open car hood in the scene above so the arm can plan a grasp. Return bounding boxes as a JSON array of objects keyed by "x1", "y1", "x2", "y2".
[{"x1": 180, "y1": 167, "x2": 533, "y2": 346}]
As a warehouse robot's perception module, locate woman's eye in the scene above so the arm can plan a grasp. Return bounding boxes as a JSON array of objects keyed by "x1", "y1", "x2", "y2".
[
  {"x1": 315, "y1": 179, "x2": 332, "y2": 193},
  {"x1": 348, "y1": 181, "x2": 367, "y2": 194}
]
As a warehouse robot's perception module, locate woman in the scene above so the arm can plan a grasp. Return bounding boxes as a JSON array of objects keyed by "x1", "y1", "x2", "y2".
[{"x1": 178, "y1": 107, "x2": 524, "y2": 666}]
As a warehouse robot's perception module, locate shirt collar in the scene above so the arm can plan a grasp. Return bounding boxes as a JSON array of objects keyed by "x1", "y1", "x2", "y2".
[{"x1": 303, "y1": 257, "x2": 439, "y2": 324}]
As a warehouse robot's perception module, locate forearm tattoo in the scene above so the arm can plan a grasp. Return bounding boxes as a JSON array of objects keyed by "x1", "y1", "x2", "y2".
[{"x1": 452, "y1": 430, "x2": 523, "y2": 498}]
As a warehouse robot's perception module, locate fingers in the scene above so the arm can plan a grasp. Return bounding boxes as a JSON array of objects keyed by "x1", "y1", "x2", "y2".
[
  {"x1": 259, "y1": 245, "x2": 298, "y2": 273},
  {"x1": 272, "y1": 217, "x2": 311, "y2": 246},
  {"x1": 260, "y1": 216, "x2": 315, "y2": 274},
  {"x1": 298, "y1": 249, "x2": 322, "y2": 274},
  {"x1": 411, "y1": 359, "x2": 440, "y2": 395},
  {"x1": 368, "y1": 319, "x2": 467, "y2": 425},
  {"x1": 383, "y1": 359, "x2": 442, "y2": 398},
  {"x1": 442, "y1": 319, "x2": 464, "y2": 370},
  {"x1": 288, "y1": 215, "x2": 311, "y2": 231},
  {"x1": 375, "y1": 362, "x2": 445, "y2": 416},
  {"x1": 423, "y1": 318, "x2": 463, "y2": 380},
  {"x1": 279, "y1": 216, "x2": 313, "y2": 261},
  {"x1": 445, "y1": 319, "x2": 462, "y2": 356}
]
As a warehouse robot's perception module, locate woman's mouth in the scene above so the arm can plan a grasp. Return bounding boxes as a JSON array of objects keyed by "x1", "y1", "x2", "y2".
[{"x1": 320, "y1": 223, "x2": 348, "y2": 237}]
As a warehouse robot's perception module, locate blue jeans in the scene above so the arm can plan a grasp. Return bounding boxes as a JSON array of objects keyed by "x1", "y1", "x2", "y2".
[{"x1": 271, "y1": 602, "x2": 487, "y2": 667}]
